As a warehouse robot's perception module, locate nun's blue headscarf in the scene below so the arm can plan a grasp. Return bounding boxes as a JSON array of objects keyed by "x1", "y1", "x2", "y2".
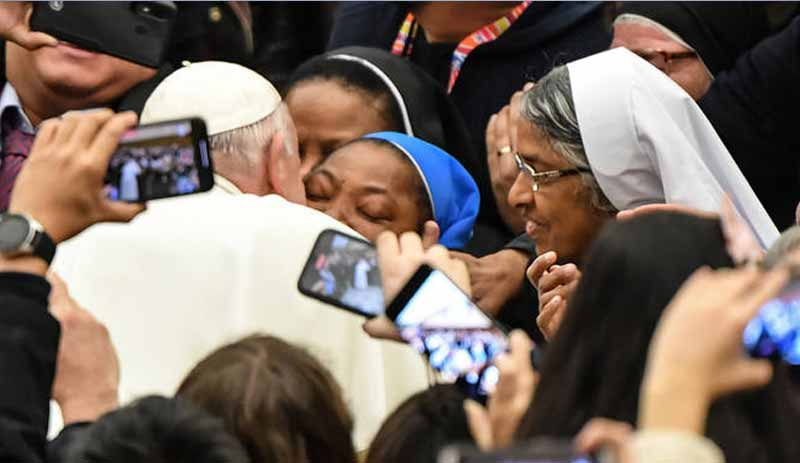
[{"x1": 364, "y1": 132, "x2": 480, "y2": 249}]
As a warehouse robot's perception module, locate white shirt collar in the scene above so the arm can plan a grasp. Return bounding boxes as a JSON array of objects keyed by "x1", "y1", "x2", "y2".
[
  {"x1": 0, "y1": 82, "x2": 34, "y2": 136},
  {"x1": 212, "y1": 173, "x2": 242, "y2": 195}
]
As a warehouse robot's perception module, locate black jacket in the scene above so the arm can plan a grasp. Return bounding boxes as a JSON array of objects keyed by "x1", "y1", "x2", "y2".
[
  {"x1": 698, "y1": 17, "x2": 800, "y2": 230},
  {"x1": 0, "y1": 273, "x2": 58, "y2": 463}
]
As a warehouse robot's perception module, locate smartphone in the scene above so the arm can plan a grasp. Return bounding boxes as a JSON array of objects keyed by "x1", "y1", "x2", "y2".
[
  {"x1": 298, "y1": 229, "x2": 383, "y2": 318},
  {"x1": 438, "y1": 439, "x2": 596, "y2": 463},
  {"x1": 743, "y1": 277, "x2": 800, "y2": 365},
  {"x1": 104, "y1": 118, "x2": 213, "y2": 202},
  {"x1": 30, "y1": 1, "x2": 177, "y2": 68},
  {"x1": 386, "y1": 264, "x2": 509, "y2": 399}
]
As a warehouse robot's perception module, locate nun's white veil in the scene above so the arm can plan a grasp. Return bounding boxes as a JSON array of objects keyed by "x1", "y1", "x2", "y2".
[{"x1": 567, "y1": 48, "x2": 778, "y2": 248}]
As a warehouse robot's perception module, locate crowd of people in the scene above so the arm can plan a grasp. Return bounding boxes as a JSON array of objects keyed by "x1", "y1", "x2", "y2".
[{"x1": 1, "y1": 1, "x2": 799, "y2": 463}]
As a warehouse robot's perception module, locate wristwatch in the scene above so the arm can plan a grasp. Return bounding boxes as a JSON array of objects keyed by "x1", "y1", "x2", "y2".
[{"x1": 0, "y1": 213, "x2": 56, "y2": 264}]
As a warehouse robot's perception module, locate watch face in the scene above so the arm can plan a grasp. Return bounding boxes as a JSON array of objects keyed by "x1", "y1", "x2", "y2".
[{"x1": 0, "y1": 215, "x2": 31, "y2": 252}]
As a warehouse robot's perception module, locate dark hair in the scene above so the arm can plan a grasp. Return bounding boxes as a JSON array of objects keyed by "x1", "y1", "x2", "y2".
[
  {"x1": 367, "y1": 384, "x2": 474, "y2": 463},
  {"x1": 176, "y1": 335, "x2": 356, "y2": 463},
  {"x1": 70, "y1": 395, "x2": 249, "y2": 463},
  {"x1": 286, "y1": 55, "x2": 405, "y2": 132},
  {"x1": 330, "y1": 137, "x2": 434, "y2": 232},
  {"x1": 516, "y1": 212, "x2": 800, "y2": 462}
]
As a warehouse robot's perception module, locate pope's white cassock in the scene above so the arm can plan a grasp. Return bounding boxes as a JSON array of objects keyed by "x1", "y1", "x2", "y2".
[{"x1": 51, "y1": 174, "x2": 428, "y2": 449}]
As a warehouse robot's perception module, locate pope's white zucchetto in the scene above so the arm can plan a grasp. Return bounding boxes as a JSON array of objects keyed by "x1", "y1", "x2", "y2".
[{"x1": 140, "y1": 61, "x2": 282, "y2": 136}]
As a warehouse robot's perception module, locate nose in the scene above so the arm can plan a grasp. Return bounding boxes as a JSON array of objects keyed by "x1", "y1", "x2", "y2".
[{"x1": 508, "y1": 172, "x2": 534, "y2": 213}]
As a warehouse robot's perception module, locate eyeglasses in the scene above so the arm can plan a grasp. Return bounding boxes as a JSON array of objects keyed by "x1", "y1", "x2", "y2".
[
  {"x1": 514, "y1": 153, "x2": 590, "y2": 192},
  {"x1": 631, "y1": 48, "x2": 697, "y2": 74}
]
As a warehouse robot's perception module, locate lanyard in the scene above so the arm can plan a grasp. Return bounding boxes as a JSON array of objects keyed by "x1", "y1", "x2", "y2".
[{"x1": 391, "y1": 2, "x2": 532, "y2": 93}]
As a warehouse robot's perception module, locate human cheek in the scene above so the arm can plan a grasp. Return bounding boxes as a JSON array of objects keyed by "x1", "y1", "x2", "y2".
[{"x1": 349, "y1": 219, "x2": 386, "y2": 242}]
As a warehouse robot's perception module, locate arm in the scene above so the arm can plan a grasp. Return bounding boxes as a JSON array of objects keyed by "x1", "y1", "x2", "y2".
[
  {"x1": 638, "y1": 267, "x2": 783, "y2": 434},
  {"x1": 700, "y1": 18, "x2": 800, "y2": 146},
  {"x1": 0, "y1": 110, "x2": 143, "y2": 461},
  {"x1": 0, "y1": 271, "x2": 57, "y2": 463}
]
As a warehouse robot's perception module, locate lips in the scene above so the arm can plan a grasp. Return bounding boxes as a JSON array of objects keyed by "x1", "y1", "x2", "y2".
[
  {"x1": 525, "y1": 220, "x2": 545, "y2": 237},
  {"x1": 55, "y1": 41, "x2": 98, "y2": 59}
]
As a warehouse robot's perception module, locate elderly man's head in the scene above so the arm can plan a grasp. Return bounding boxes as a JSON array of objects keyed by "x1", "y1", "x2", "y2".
[
  {"x1": 207, "y1": 103, "x2": 302, "y2": 199},
  {"x1": 141, "y1": 61, "x2": 305, "y2": 203},
  {"x1": 610, "y1": 3, "x2": 770, "y2": 100},
  {"x1": 611, "y1": 14, "x2": 712, "y2": 100}
]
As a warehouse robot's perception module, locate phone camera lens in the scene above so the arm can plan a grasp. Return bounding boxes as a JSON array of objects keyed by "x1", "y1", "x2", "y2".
[{"x1": 132, "y1": 2, "x2": 171, "y2": 21}]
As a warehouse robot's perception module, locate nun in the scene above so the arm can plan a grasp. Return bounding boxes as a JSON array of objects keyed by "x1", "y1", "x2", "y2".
[
  {"x1": 286, "y1": 46, "x2": 524, "y2": 252},
  {"x1": 290, "y1": 47, "x2": 541, "y2": 336},
  {"x1": 304, "y1": 131, "x2": 480, "y2": 250},
  {"x1": 508, "y1": 47, "x2": 779, "y2": 269}
]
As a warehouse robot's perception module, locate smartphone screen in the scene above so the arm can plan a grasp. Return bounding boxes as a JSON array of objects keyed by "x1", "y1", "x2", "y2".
[
  {"x1": 387, "y1": 265, "x2": 508, "y2": 397},
  {"x1": 743, "y1": 278, "x2": 800, "y2": 365},
  {"x1": 104, "y1": 119, "x2": 213, "y2": 202},
  {"x1": 298, "y1": 229, "x2": 383, "y2": 318}
]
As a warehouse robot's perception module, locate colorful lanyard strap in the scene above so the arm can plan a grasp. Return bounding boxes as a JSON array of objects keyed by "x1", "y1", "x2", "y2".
[{"x1": 391, "y1": 1, "x2": 532, "y2": 93}]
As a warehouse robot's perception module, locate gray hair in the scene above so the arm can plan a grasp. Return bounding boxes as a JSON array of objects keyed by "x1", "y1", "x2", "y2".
[
  {"x1": 520, "y1": 65, "x2": 616, "y2": 213},
  {"x1": 209, "y1": 103, "x2": 295, "y2": 167}
]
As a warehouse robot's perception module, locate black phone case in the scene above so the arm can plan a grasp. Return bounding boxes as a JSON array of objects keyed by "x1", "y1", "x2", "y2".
[
  {"x1": 109, "y1": 118, "x2": 214, "y2": 202},
  {"x1": 297, "y1": 229, "x2": 380, "y2": 319},
  {"x1": 385, "y1": 264, "x2": 435, "y2": 321},
  {"x1": 30, "y1": 1, "x2": 177, "y2": 68}
]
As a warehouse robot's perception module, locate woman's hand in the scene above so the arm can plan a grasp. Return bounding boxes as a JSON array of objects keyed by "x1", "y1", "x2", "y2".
[
  {"x1": 486, "y1": 83, "x2": 534, "y2": 234},
  {"x1": 464, "y1": 330, "x2": 538, "y2": 450},
  {"x1": 362, "y1": 231, "x2": 471, "y2": 341},
  {"x1": 640, "y1": 266, "x2": 786, "y2": 433},
  {"x1": 10, "y1": 110, "x2": 144, "y2": 244},
  {"x1": 527, "y1": 251, "x2": 581, "y2": 340},
  {"x1": 451, "y1": 249, "x2": 528, "y2": 317},
  {"x1": 575, "y1": 418, "x2": 635, "y2": 463}
]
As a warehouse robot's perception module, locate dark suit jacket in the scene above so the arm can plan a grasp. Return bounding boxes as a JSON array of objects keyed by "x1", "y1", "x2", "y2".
[
  {"x1": 699, "y1": 17, "x2": 800, "y2": 230},
  {"x1": 0, "y1": 273, "x2": 58, "y2": 463}
]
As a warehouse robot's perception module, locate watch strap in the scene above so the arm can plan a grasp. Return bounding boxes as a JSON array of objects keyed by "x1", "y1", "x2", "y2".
[{"x1": 29, "y1": 227, "x2": 56, "y2": 265}]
